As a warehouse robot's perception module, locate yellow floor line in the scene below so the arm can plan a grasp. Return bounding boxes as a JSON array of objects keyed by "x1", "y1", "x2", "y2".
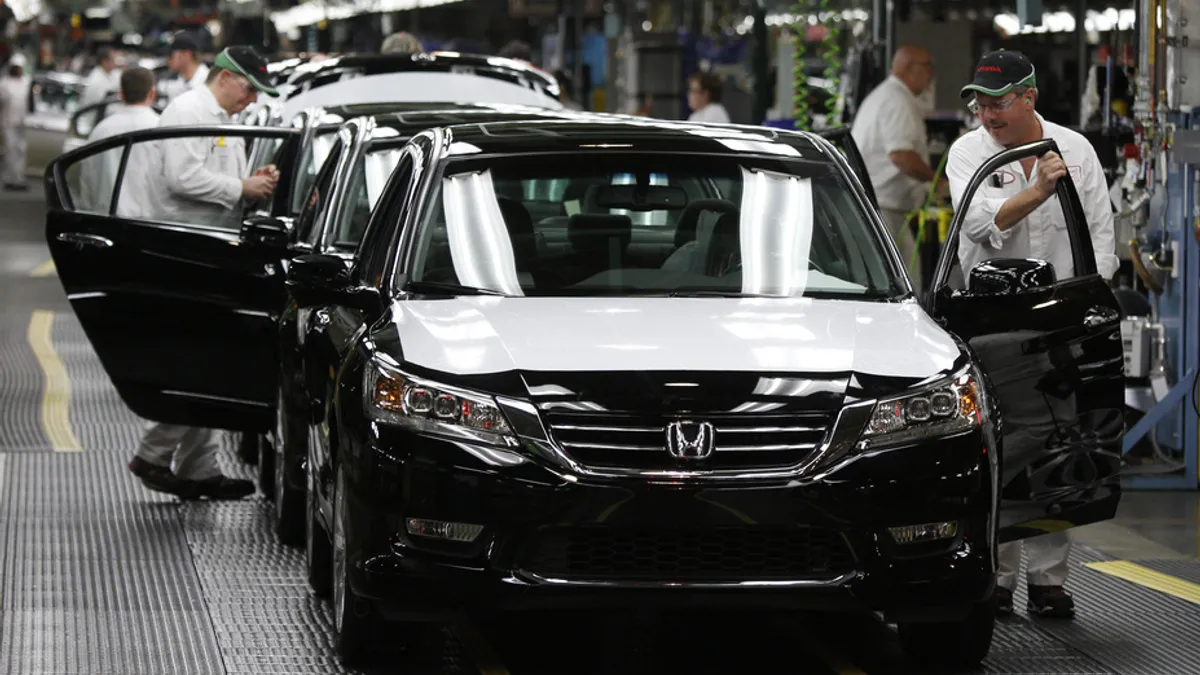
[
  {"x1": 29, "y1": 259, "x2": 56, "y2": 278},
  {"x1": 26, "y1": 310, "x2": 82, "y2": 452},
  {"x1": 1086, "y1": 560, "x2": 1200, "y2": 606}
]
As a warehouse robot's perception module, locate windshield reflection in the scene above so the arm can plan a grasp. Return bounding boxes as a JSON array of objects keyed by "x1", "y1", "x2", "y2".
[{"x1": 405, "y1": 154, "x2": 899, "y2": 300}]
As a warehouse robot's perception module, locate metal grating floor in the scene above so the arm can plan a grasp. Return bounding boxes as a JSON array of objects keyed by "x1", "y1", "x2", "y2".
[{"x1": 2, "y1": 309, "x2": 1200, "y2": 674}]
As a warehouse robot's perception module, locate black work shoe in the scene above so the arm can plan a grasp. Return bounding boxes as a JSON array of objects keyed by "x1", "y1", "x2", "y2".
[
  {"x1": 187, "y1": 475, "x2": 255, "y2": 501},
  {"x1": 129, "y1": 457, "x2": 200, "y2": 498},
  {"x1": 1028, "y1": 585, "x2": 1075, "y2": 618},
  {"x1": 995, "y1": 586, "x2": 1014, "y2": 616}
]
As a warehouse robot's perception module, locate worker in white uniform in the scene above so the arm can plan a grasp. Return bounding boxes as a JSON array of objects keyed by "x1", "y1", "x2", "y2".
[
  {"x1": 687, "y1": 71, "x2": 732, "y2": 124},
  {"x1": 0, "y1": 53, "x2": 30, "y2": 191},
  {"x1": 80, "y1": 47, "x2": 122, "y2": 108},
  {"x1": 125, "y1": 46, "x2": 280, "y2": 501},
  {"x1": 163, "y1": 32, "x2": 209, "y2": 101},
  {"x1": 946, "y1": 49, "x2": 1118, "y2": 619},
  {"x1": 78, "y1": 66, "x2": 159, "y2": 213},
  {"x1": 850, "y1": 46, "x2": 945, "y2": 291}
]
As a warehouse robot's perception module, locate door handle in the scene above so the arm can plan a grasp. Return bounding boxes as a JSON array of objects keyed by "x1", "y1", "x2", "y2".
[
  {"x1": 1083, "y1": 306, "x2": 1119, "y2": 329},
  {"x1": 56, "y1": 232, "x2": 114, "y2": 249}
]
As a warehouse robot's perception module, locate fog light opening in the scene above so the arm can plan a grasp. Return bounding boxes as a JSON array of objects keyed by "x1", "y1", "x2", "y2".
[
  {"x1": 405, "y1": 518, "x2": 484, "y2": 543},
  {"x1": 889, "y1": 521, "x2": 958, "y2": 545}
]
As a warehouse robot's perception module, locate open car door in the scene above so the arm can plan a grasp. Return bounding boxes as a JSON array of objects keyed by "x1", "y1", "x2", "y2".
[
  {"x1": 45, "y1": 125, "x2": 302, "y2": 433},
  {"x1": 927, "y1": 139, "x2": 1124, "y2": 542},
  {"x1": 816, "y1": 126, "x2": 879, "y2": 212}
]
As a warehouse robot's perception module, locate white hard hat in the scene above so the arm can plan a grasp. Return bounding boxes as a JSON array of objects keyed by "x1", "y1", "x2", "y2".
[{"x1": 9, "y1": 53, "x2": 27, "y2": 68}]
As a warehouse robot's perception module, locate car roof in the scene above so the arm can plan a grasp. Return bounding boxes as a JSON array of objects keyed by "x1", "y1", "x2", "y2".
[
  {"x1": 284, "y1": 52, "x2": 558, "y2": 96},
  {"x1": 308, "y1": 103, "x2": 584, "y2": 132},
  {"x1": 433, "y1": 118, "x2": 830, "y2": 159}
]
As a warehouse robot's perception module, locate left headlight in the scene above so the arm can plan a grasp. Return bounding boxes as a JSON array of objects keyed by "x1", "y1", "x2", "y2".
[
  {"x1": 857, "y1": 366, "x2": 984, "y2": 450},
  {"x1": 365, "y1": 362, "x2": 518, "y2": 448}
]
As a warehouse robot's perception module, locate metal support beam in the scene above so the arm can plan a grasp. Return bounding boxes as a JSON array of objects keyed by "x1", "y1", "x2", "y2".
[
  {"x1": 1076, "y1": 0, "x2": 1088, "y2": 128},
  {"x1": 752, "y1": 0, "x2": 769, "y2": 124}
]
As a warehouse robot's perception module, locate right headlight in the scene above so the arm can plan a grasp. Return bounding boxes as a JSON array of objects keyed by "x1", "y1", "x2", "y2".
[
  {"x1": 364, "y1": 361, "x2": 518, "y2": 448},
  {"x1": 857, "y1": 367, "x2": 983, "y2": 450}
]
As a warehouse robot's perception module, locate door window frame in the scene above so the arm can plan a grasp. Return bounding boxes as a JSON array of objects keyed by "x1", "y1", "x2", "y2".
[{"x1": 928, "y1": 138, "x2": 1098, "y2": 311}]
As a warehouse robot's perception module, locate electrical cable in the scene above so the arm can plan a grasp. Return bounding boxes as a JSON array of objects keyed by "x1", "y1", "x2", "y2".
[{"x1": 904, "y1": 143, "x2": 952, "y2": 272}]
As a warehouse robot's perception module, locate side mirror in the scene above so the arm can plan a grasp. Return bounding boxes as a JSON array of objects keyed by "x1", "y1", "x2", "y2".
[
  {"x1": 967, "y1": 258, "x2": 1057, "y2": 296},
  {"x1": 241, "y1": 215, "x2": 293, "y2": 248},
  {"x1": 286, "y1": 253, "x2": 380, "y2": 313}
]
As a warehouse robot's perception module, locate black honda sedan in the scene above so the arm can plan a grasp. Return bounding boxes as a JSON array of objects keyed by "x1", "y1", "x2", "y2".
[{"x1": 45, "y1": 118, "x2": 1124, "y2": 669}]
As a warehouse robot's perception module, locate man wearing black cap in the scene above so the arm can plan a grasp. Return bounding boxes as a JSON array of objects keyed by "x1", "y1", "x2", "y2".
[
  {"x1": 123, "y1": 46, "x2": 281, "y2": 501},
  {"x1": 165, "y1": 31, "x2": 209, "y2": 99},
  {"x1": 945, "y1": 49, "x2": 1119, "y2": 620}
]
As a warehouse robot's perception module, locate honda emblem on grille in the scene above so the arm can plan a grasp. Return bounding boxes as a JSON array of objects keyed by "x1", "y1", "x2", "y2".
[{"x1": 666, "y1": 421, "x2": 715, "y2": 460}]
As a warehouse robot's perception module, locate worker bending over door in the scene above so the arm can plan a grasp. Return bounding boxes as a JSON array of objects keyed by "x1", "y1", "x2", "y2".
[
  {"x1": 124, "y1": 46, "x2": 281, "y2": 501},
  {"x1": 946, "y1": 49, "x2": 1118, "y2": 619}
]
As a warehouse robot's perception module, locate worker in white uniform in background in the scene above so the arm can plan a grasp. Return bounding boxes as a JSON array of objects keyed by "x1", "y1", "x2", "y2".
[
  {"x1": 946, "y1": 49, "x2": 1118, "y2": 620},
  {"x1": 687, "y1": 71, "x2": 732, "y2": 124},
  {"x1": 79, "y1": 67, "x2": 159, "y2": 213},
  {"x1": 380, "y1": 31, "x2": 424, "y2": 54},
  {"x1": 850, "y1": 46, "x2": 945, "y2": 292},
  {"x1": 81, "y1": 47, "x2": 122, "y2": 108},
  {"x1": 125, "y1": 46, "x2": 281, "y2": 501},
  {"x1": 0, "y1": 54, "x2": 30, "y2": 191},
  {"x1": 163, "y1": 32, "x2": 209, "y2": 101}
]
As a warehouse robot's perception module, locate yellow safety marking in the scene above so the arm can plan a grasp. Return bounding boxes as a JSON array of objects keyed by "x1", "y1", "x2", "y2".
[
  {"x1": 1014, "y1": 518, "x2": 1075, "y2": 533},
  {"x1": 27, "y1": 311, "x2": 82, "y2": 452},
  {"x1": 29, "y1": 259, "x2": 56, "y2": 278},
  {"x1": 1086, "y1": 560, "x2": 1200, "y2": 607},
  {"x1": 450, "y1": 621, "x2": 511, "y2": 675}
]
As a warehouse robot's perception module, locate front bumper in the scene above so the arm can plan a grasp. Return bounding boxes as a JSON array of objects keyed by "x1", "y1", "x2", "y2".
[{"x1": 343, "y1": 427, "x2": 997, "y2": 623}]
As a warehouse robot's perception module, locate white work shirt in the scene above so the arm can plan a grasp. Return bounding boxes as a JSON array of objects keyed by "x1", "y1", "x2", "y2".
[
  {"x1": 79, "y1": 104, "x2": 159, "y2": 214},
  {"x1": 118, "y1": 85, "x2": 246, "y2": 228},
  {"x1": 81, "y1": 66, "x2": 121, "y2": 107},
  {"x1": 946, "y1": 113, "x2": 1119, "y2": 282},
  {"x1": 850, "y1": 75, "x2": 929, "y2": 212},
  {"x1": 163, "y1": 64, "x2": 210, "y2": 101},
  {"x1": 0, "y1": 75, "x2": 28, "y2": 128},
  {"x1": 689, "y1": 103, "x2": 731, "y2": 124}
]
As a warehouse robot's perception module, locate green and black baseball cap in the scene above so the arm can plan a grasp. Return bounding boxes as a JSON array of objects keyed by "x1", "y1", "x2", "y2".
[
  {"x1": 213, "y1": 46, "x2": 279, "y2": 97},
  {"x1": 960, "y1": 49, "x2": 1036, "y2": 99}
]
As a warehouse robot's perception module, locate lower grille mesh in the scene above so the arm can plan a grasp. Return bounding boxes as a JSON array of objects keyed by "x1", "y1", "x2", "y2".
[{"x1": 519, "y1": 527, "x2": 855, "y2": 581}]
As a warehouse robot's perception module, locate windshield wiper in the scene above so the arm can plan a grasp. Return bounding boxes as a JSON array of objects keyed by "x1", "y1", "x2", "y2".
[
  {"x1": 667, "y1": 290, "x2": 778, "y2": 298},
  {"x1": 404, "y1": 281, "x2": 507, "y2": 297}
]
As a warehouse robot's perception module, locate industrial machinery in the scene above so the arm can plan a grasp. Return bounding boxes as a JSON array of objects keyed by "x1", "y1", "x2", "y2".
[{"x1": 1115, "y1": 0, "x2": 1200, "y2": 487}]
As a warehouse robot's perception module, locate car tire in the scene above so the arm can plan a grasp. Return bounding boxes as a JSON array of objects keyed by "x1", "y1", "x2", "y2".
[
  {"x1": 257, "y1": 434, "x2": 275, "y2": 502},
  {"x1": 332, "y1": 464, "x2": 378, "y2": 666},
  {"x1": 237, "y1": 432, "x2": 259, "y2": 465},
  {"x1": 306, "y1": 463, "x2": 332, "y2": 598},
  {"x1": 274, "y1": 388, "x2": 305, "y2": 547},
  {"x1": 898, "y1": 595, "x2": 996, "y2": 669}
]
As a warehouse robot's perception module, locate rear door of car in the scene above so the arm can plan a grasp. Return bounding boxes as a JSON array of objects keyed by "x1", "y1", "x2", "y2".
[
  {"x1": 927, "y1": 139, "x2": 1125, "y2": 542},
  {"x1": 45, "y1": 125, "x2": 302, "y2": 433}
]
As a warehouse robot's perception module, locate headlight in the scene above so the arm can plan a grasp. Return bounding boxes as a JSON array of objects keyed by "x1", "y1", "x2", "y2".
[
  {"x1": 365, "y1": 362, "x2": 518, "y2": 447},
  {"x1": 857, "y1": 367, "x2": 983, "y2": 450}
]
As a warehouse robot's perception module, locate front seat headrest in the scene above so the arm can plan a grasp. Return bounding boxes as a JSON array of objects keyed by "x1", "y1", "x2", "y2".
[
  {"x1": 675, "y1": 199, "x2": 738, "y2": 248},
  {"x1": 496, "y1": 196, "x2": 537, "y2": 263},
  {"x1": 567, "y1": 214, "x2": 632, "y2": 254},
  {"x1": 705, "y1": 211, "x2": 742, "y2": 276}
]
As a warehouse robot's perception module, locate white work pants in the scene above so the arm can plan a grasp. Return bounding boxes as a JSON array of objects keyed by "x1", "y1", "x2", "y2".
[
  {"x1": 2, "y1": 124, "x2": 26, "y2": 185},
  {"x1": 880, "y1": 208, "x2": 922, "y2": 291},
  {"x1": 997, "y1": 531, "x2": 1072, "y2": 590},
  {"x1": 135, "y1": 422, "x2": 221, "y2": 481}
]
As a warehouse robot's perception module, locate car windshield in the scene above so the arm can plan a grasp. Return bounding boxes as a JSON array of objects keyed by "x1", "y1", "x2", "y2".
[
  {"x1": 291, "y1": 129, "x2": 339, "y2": 214},
  {"x1": 403, "y1": 152, "x2": 902, "y2": 299}
]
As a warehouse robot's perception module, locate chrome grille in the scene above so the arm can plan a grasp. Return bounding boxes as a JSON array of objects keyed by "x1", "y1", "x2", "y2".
[{"x1": 542, "y1": 411, "x2": 832, "y2": 471}]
